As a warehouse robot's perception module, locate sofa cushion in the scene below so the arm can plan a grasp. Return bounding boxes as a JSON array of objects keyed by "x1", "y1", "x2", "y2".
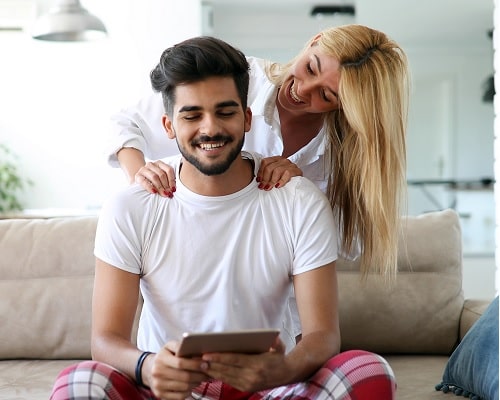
[
  {"x1": 337, "y1": 209, "x2": 464, "y2": 354},
  {"x1": 459, "y1": 299, "x2": 492, "y2": 340},
  {"x1": 0, "y1": 217, "x2": 98, "y2": 359},
  {"x1": 435, "y1": 296, "x2": 499, "y2": 400},
  {"x1": 385, "y1": 355, "x2": 449, "y2": 400},
  {"x1": 0, "y1": 359, "x2": 79, "y2": 399}
]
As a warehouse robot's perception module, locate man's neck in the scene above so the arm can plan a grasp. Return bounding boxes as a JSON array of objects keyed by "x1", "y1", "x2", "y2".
[{"x1": 179, "y1": 155, "x2": 255, "y2": 196}]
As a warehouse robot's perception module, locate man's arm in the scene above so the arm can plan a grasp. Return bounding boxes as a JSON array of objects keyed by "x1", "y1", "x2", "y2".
[
  {"x1": 91, "y1": 258, "x2": 209, "y2": 393},
  {"x1": 91, "y1": 258, "x2": 144, "y2": 380},
  {"x1": 286, "y1": 261, "x2": 340, "y2": 379}
]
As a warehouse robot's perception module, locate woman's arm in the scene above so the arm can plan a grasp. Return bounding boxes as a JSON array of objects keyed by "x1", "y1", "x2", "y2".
[
  {"x1": 116, "y1": 147, "x2": 146, "y2": 184},
  {"x1": 108, "y1": 92, "x2": 168, "y2": 168}
]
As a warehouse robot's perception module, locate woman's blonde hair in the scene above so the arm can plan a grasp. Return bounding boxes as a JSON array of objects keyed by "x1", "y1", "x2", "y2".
[{"x1": 268, "y1": 25, "x2": 410, "y2": 279}]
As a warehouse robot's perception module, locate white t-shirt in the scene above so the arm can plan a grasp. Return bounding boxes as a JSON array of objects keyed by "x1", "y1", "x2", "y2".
[
  {"x1": 95, "y1": 152, "x2": 338, "y2": 352},
  {"x1": 107, "y1": 57, "x2": 329, "y2": 192}
]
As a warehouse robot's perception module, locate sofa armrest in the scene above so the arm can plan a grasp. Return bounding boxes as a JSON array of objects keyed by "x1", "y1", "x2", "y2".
[{"x1": 460, "y1": 298, "x2": 493, "y2": 340}]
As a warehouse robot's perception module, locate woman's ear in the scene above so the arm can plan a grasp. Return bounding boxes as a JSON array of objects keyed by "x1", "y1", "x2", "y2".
[
  {"x1": 162, "y1": 114, "x2": 175, "y2": 139},
  {"x1": 310, "y1": 33, "x2": 322, "y2": 46}
]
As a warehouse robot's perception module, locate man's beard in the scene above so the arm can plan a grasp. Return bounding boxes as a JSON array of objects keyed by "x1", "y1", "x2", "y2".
[{"x1": 177, "y1": 134, "x2": 245, "y2": 176}]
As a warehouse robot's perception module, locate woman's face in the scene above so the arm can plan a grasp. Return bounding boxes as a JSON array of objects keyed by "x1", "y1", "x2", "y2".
[{"x1": 277, "y1": 38, "x2": 341, "y2": 115}]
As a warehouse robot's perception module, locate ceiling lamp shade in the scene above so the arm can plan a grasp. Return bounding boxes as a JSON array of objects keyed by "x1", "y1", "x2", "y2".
[
  {"x1": 310, "y1": 5, "x2": 355, "y2": 18},
  {"x1": 32, "y1": 0, "x2": 107, "y2": 42}
]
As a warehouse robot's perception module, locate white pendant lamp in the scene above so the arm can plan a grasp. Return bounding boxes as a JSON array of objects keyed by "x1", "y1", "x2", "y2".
[{"x1": 32, "y1": 0, "x2": 107, "y2": 42}]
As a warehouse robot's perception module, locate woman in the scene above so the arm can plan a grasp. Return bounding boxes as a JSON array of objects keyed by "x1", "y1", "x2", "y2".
[{"x1": 108, "y1": 24, "x2": 409, "y2": 280}]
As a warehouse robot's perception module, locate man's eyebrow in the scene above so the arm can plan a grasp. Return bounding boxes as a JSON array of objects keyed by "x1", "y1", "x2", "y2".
[
  {"x1": 216, "y1": 100, "x2": 240, "y2": 108},
  {"x1": 178, "y1": 100, "x2": 240, "y2": 113},
  {"x1": 178, "y1": 105, "x2": 202, "y2": 113}
]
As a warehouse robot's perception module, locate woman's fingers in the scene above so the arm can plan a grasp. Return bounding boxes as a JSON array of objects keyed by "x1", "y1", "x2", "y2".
[
  {"x1": 256, "y1": 156, "x2": 303, "y2": 190},
  {"x1": 135, "y1": 160, "x2": 177, "y2": 197}
]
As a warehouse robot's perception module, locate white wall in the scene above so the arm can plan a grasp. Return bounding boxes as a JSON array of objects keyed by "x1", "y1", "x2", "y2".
[{"x1": 0, "y1": 0, "x2": 202, "y2": 211}]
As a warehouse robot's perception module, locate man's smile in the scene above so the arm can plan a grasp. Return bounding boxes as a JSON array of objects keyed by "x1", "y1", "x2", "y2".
[{"x1": 198, "y1": 141, "x2": 226, "y2": 151}]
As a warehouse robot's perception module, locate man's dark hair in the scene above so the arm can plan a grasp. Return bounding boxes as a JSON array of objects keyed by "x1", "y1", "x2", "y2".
[{"x1": 150, "y1": 36, "x2": 250, "y2": 116}]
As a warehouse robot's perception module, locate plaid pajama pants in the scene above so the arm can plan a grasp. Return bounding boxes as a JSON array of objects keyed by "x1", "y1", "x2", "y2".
[{"x1": 50, "y1": 349, "x2": 396, "y2": 400}]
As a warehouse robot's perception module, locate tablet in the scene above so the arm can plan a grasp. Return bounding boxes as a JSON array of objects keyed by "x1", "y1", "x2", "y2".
[{"x1": 176, "y1": 329, "x2": 280, "y2": 357}]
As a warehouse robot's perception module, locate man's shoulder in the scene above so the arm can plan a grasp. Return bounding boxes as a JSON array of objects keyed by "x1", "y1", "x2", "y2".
[
  {"x1": 291, "y1": 175, "x2": 324, "y2": 191},
  {"x1": 101, "y1": 182, "x2": 163, "y2": 219},
  {"x1": 274, "y1": 171, "x2": 325, "y2": 194},
  {"x1": 262, "y1": 175, "x2": 330, "y2": 213},
  {"x1": 243, "y1": 151, "x2": 327, "y2": 200}
]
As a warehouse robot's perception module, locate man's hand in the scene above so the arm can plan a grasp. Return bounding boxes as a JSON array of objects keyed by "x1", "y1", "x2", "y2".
[
  {"x1": 256, "y1": 156, "x2": 302, "y2": 190},
  {"x1": 148, "y1": 341, "x2": 209, "y2": 399},
  {"x1": 135, "y1": 160, "x2": 176, "y2": 198},
  {"x1": 200, "y1": 338, "x2": 288, "y2": 392}
]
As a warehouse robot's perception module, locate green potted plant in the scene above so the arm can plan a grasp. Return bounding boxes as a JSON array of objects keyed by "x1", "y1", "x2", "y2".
[{"x1": 0, "y1": 144, "x2": 33, "y2": 213}]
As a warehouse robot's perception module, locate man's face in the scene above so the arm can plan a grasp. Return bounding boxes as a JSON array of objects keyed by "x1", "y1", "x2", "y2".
[{"x1": 163, "y1": 76, "x2": 251, "y2": 176}]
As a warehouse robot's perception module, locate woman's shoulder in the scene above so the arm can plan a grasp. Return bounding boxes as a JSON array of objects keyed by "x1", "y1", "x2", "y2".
[
  {"x1": 246, "y1": 57, "x2": 277, "y2": 105},
  {"x1": 247, "y1": 57, "x2": 273, "y2": 82}
]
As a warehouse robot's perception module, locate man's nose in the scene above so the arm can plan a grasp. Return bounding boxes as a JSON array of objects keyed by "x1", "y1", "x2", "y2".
[{"x1": 200, "y1": 114, "x2": 220, "y2": 135}]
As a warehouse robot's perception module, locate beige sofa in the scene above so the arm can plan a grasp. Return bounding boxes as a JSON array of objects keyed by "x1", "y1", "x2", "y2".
[{"x1": 0, "y1": 209, "x2": 491, "y2": 399}]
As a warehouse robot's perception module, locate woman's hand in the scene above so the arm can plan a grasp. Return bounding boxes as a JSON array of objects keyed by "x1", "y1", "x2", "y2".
[
  {"x1": 135, "y1": 160, "x2": 176, "y2": 198},
  {"x1": 256, "y1": 156, "x2": 303, "y2": 190},
  {"x1": 148, "y1": 341, "x2": 209, "y2": 399}
]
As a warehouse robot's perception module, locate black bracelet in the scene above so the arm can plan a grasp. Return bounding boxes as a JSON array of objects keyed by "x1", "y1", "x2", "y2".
[{"x1": 135, "y1": 351, "x2": 153, "y2": 389}]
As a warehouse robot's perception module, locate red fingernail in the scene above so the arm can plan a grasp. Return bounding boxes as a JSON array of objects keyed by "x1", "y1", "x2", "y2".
[
  {"x1": 152, "y1": 188, "x2": 158, "y2": 194},
  {"x1": 256, "y1": 176, "x2": 262, "y2": 182},
  {"x1": 275, "y1": 183, "x2": 280, "y2": 188},
  {"x1": 264, "y1": 184, "x2": 270, "y2": 190},
  {"x1": 171, "y1": 186, "x2": 176, "y2": 192},
  {"x1": 258, "y1": 183, "x2": 264, "y2": 189}
]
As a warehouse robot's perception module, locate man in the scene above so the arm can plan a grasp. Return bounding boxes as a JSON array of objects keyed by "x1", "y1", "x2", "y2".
[{"x1": 50, "y1": 36, "x2": 395, "y2": 400}]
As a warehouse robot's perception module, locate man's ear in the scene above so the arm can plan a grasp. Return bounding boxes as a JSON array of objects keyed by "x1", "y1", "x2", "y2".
[
  {"x1": 162, "y1": 114, "x2": 175, "y2": 139},
  {"x1": 244, "y1": 107, "x2": 252, "y2": 132}
]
